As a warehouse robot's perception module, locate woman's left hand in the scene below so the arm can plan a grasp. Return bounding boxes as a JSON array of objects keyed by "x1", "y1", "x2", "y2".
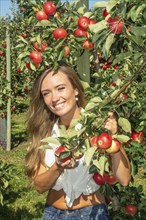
[{"x1": 102, "y1": 112, "x2": 118, "y2": 135}]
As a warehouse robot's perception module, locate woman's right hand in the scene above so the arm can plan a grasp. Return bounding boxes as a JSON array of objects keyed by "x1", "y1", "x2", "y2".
[{"x1": 55, "y1": 157, "x2": 77, "y2": 169}]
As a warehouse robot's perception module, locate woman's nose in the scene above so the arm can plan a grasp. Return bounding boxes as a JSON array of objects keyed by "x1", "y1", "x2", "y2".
[{"x1": 52, "y1": 91, "x2": 59, "y2": 102}]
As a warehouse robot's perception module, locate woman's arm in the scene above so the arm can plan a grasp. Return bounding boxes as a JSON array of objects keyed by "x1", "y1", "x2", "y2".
[
  {"x1": 33, "y1": 157, "x2": 76, "y2": 193},
  {"x1": 109, "y1": 146, "x2": 131, "y2": 186},
  {"x1": 103, "y1": 111, "x2": 131, "y2": 186},
  {"x1": 33, "y1": 162, "x2": 64, "y2": 193}
]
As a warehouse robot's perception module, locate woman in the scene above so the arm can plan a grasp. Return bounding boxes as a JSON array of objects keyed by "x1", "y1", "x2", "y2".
[{"x1": 25, "y1": 62, "x2": 131, "y2": 220}]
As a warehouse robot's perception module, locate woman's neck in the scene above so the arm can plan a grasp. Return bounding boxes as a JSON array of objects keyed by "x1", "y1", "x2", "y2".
[{"x1": 59, "y1": 106, "x2": 81, "y2": 131}]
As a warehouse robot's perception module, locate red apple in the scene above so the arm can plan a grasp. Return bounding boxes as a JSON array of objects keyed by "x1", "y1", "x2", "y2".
[
  {"x1": 125, "y1": 204, "x2": 138, "y2": 215},
  {"x1": 90, "y1": 19, "x2": 96, "y2": 24},
  {"x1": 122, "y1": 94, "x2": 129, "y2": 99},
  {"x1": 108, "y1": 17, "x2": 123, "y2": 34},
  {"x1": 43, "y1": 1, "x2": 57, "y2": 15},
  {"x1": 21, "y1": 33, "x2": 27, "y2": 38},
  {"x1": 55, "y1": 146, "x2": 71, "y2": 163},
  {"x1": 64, "y1": 46, "x2": 70, "y2": 57},
  {"x1": 111, "y1": 82, "x2": 116, "y2": 86},
  {"x1": 106, "y1": 139, "x2": 121, "y2": 153},
  {"x1": 36, "y1": 10, "x2": 48, "y2": 21},
  {"x1": 96, "y1": 133, "x2": 112, "y2": 149},
  {"x1": 0, "y1": 51, "x2": 4, "y2": 56},
  {"x1": 89, "y1": 136, "x2": 98, "y2": 147},
  {"x1": 105, "y1": 174, "x2": 117, "y2": 185},
  {"x1": 93, "y1": 173, "x2": 105, "y2": 185},
  {"x1": 2, "y1": 41, "x2": 7, "y2": 47},
  {"x1": 131, "y1": 131, "x2": 144, "y2": 143},
  {"x1": 103, "y1": 9, "x2": 109, "y2": 17},
  {"x1": 12, "y1": 106, "x2": 16, "y2": 111}
]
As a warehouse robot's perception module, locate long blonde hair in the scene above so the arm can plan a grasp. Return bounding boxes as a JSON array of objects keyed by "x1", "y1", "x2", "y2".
[{"x1": 25, "y1": 62, "x2": 86, "y2": 179}]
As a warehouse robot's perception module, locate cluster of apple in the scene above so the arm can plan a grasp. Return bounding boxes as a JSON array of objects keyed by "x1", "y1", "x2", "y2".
[
  {"x1": 0, "y1": 41, "x2": 7, "y2": 57},
  {"x1": 90, "y1": 133, "x2": 121, "y2": 154},
  {"x1": 93, "y1": 171, "x2": 117, "y2": 186},
  {"x1": 28, "y1": 1, "x2": 98, "y2": 66},
  {"x1": 103, "y1": 9, "x2": 123, "y2": 35},
  {"x1": 54, "y1": 132, "x2": 122, "y2": 163},
  {"x1": 36, "y1": 1, "x2": 57, "y2": 21}
]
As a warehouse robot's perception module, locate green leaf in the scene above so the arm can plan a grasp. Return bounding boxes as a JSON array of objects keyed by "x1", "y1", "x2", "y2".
[
  {"x1": 30, "y1": 62, "x2": 36, "y2": 71},
  {"x1": 113, "y1": 134, "x2": 130, "y2": 143},
  {"x1": 131, "y1": 160, "x2": 137, "y2": 176},
  {"x1": 130, "y1": 35, "x2": 144, "y2": 46},
  {"x1": 118, "y1": 117, "x2": 131, "y2": 133},
  {"x1": 41, "y1": 137, "x2": 60, "y2": 146},
  {"x1": 58, "y1": 49, "x2": 65, "y2": 61},
  {"x1": 77, "y1": 6, "x2": 87, "y2": 14},
  {"x1": 89, "y1": 20, "x2": 107, "y2": 34},
  {"x1": 84, "y1": 146, "x2": 97, "y2": 166},
  {"x1": 80, "y1": 80, "x2": 90, "y2": 89},
  {"x1": 94, "y1": 1, "x2": 109, "y2": 8},
  {"x1": 85, "y1": 102, "x2": 96, "y2": 111},
  {"x1": 89, "y1": 97, "x2": 102, "y2": 103},
  {"x1": 104, "y1": 33, "x2": 115, "y2": 56},
  {"x1": 112, "y1": 52, "x2": 132, "y2": 65},
  {"x1": 98, "y1": 155, "x2": 107, "y2": 176},
  {"x1": 128, "y1": 6, "x2": 137, "y2": 21},
  {"x1": 89, "y1": 164, "x2": 98, "y2": 174},
  {"x1": 18, "y1": 52, "x2": 30, "y2": 59},
  {"x1": 106, "y1": 0, "x2": 119, "y2": 12},
  {"x1": 36, "y1": 20, "x2": 55, "y2": 27},
  {"x1": 15, "y1": 43, "x2": 25, "y2": 49},
  {"x1": 84, "y1": 12, "x2": 92, "y2": 17},
  {"x1": 59, "y1": 151, "x2": 71, "y2": 159},
  {"x1": 18, "y1": 36, "x2": 28, "y2": 44},
  {"x1": 136, "y1": 4, "x2": 146, "y2": 19},
  {"x1": 36, "y1": 34, "x2": 41, "y2": 44},
  {"x1": 130, "y1": 26, "x2": 146, "y2": 36}
]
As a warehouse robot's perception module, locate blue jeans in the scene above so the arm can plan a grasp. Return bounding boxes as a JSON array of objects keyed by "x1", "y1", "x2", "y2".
[{"x1": 42, "y1": 204, "x2": 109, "y2": 220}]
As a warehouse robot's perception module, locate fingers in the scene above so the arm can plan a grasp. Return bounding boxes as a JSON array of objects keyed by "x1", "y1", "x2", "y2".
[
  {"x1": 56, "y1": 158, "x2": 76, "y2": 169},
  {"x1": 107, "y1": 111, "x2": 115, "y2": 118},
  {"x1": 102, "y1": 112, "x2": 118, "y2": 134}
]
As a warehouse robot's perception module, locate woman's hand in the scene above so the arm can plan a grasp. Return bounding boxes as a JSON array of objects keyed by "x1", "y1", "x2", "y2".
[
  {"x1": 102, "y1": 112, "x2": 118, "y2": 135},
  {"x1": 55, "y1": 157, "x2": 77, "y2": 169}
]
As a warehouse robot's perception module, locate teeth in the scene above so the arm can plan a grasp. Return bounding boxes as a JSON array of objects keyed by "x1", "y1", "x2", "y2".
[{"x1": 54, "y1": 103, "x2": 65, "y2": 109}]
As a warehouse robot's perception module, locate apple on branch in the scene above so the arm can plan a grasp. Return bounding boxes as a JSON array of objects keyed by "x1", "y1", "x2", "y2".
[{"x1": 106, "y1": 139, "x2": 121, "y2": 153}]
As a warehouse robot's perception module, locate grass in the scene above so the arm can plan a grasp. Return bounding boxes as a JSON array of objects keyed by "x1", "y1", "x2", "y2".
[
  {"x1": 0, "y1": 112, "x2": 46, "y2": 220},
  {"x1": 0, "y1": 110, "x2": 146, "y2": 220}
]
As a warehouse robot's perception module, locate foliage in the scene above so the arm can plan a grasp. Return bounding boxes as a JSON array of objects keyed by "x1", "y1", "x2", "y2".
[
  {"x1": 0, "y1": 160, "x2": 18, "y2": 206},
  {"x1": 0, "y1": 0, "x2": 146, "y2": 219}
]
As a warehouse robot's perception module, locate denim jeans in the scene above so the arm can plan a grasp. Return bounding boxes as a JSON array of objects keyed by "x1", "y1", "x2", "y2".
[{"x1": 42, "y1": 204, "x2": 109, "y2": 220}]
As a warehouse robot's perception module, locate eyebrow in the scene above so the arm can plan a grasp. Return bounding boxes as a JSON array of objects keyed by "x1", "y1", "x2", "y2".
[{"x1": 41, "y1": 83, "x2": 66, "y2": 93}]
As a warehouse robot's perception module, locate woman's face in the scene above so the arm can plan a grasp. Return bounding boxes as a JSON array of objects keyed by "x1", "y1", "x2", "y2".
[{"x1": 41, "y1": 70, "x2": 79, "y2": 122}]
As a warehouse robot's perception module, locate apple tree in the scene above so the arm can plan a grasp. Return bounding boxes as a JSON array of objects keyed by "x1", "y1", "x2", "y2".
[
  {"x1": 1, "y1": 0, "x2": 146, "y2": 218},
  {"x1": 15, "y1": 0, "x2": 146, "y2": 218}
]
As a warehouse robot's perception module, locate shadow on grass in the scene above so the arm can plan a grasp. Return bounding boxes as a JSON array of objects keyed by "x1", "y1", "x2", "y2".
[
  {"x1": 11, "y1": 129, "x2": 27, "y2": 149},
  {"x1": 0, "y1": 187, "x2": 44, "y2": 220},
  {"x1": 0, "y1": 203, "x2": 44, "y2": 220}
]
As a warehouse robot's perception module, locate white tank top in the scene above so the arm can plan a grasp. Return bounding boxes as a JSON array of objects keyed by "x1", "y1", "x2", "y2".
[{"x1": 45, "y1": 119, "x2": 100, "y2": 207}]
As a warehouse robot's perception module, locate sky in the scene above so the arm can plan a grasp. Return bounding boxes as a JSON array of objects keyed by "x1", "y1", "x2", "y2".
[{"x1": 0, "y1": 0, "x2": 107, "y2": 17}]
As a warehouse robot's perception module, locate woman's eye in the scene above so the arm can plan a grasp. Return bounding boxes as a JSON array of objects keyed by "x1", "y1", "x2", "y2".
[
  {"x1": 42, "y1": 92, "x2": 50, "y2": 97},
  {"x1": 58, "y1": 87, "x2": 65, "y2": 91}
]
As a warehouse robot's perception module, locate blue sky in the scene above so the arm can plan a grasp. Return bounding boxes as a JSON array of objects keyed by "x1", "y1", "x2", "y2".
[{"x1": 0, "y1": 0, "x2": 107, "y2": 17}]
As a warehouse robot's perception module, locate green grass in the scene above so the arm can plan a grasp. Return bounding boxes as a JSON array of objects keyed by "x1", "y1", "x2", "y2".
[{"x1": 0, "y1": 112, "x2": 46, "y2": 220}]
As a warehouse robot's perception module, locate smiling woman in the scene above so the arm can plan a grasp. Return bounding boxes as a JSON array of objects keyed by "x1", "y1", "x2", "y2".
[{"x1": 24, "y1": 61, "x2": 131, "y2": 220}]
